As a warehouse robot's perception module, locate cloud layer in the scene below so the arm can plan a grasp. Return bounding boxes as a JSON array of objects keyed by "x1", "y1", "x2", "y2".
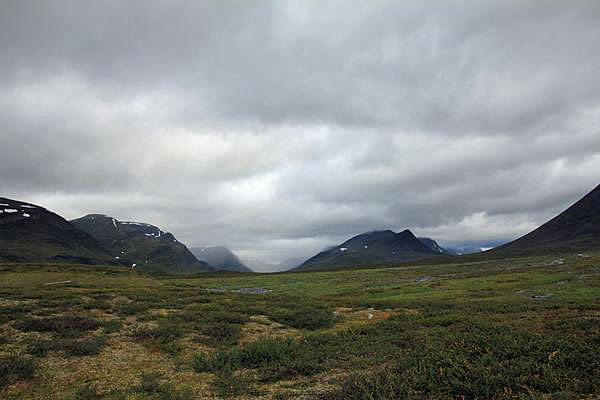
[{"x1": 2, "y1": 1, "x2": 600, "y2": 264}]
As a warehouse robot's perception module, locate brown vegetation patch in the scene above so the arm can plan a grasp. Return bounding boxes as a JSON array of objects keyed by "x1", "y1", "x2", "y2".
[
  {"x1": 240, "y1": 315, "x2": 301, "y2": 343},
  {"x1": 149, "y1": 308, "x2": 178, "y2": 317},
  {"x1": 335, "y1": 307, "x2": 397, "y2": 324},
  {"x1": 110, "y1": 295, "x2": 132, "y2": 305}
]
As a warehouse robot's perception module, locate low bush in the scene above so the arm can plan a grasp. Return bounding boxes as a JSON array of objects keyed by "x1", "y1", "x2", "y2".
[
  {"x1": 212, "y1": 366, "x2": 258, "y2": 398},
  {"x1": 27, "y1": 336, "x2": 107, "y2": 357},
  {"x1": 320, "y1": 325, "x2": 600, "y2": 399},
  {"x1": 193, "y1": 336, "x2": 326, "y2": 382},
  {"x1": 14, "y1": 316, "x2": 100, "y2": 336},
  {"x1": 0, "y1": 355, "x2": 36, "y2": 388},
  {"x1": 134, "y1": 323, "x2": 183, "y2": 342},
  {"x1": 203, "y1": 310, "x2": 249, "y2": 324},
  {"x1": 116, "y1": 303, "x2": 149, "y2": 316},
  {"x1": 82, "y1": 300, "x2": 112, "y2": 310},
  {"x1": 0, "y1": 304, "x2": 34, "y2": 324},
  {"x1": 75, "y1": 384, "x2": 103, "y2": 400},
  {"x1": 134, "y1": 372, "x2": 193, "y2": 400},
  {"x1": 269, "y1": 306, "x2": 339, "y2": 330},
  {"x1": 101, "y1": 319, "x2": 123, "y2": 334},
  {"x1": 133, "y1": 322, "x2": 184, "y2": 354},
  {"x1": 197, "y1": 322, "x2": 241, "y2": 344}
]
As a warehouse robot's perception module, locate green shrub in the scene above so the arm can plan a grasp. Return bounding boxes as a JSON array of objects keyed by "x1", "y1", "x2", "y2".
[
  {"x1": 133, "y1": 322, "x2": 184, "y2": 354},
  {"x1": 15, "y1": 316, "x2": 100, "y2": 336},
  {"x1": 138, "y1": 372, "x2": 162, "y2": 394},
  {"x1": 101, "y1": 319, "x2": 123, "y2": 334},
  {"x1": 63, "y1": 336, "x2": 107, "y2": 356},
  {"x1": 0, "y1": 304, "x2": 34, "y2": 324},
  {"x1": 203, "y1": 310, "x2": 249, "y2": 324},
  {"x1": 193, "y1": 336, "x2": 326, "y2": 382},
  {"x1": 197, "y1": 322, "x2": 241, "y2": 344},
  {"x1": 320, "y1": 325, "x2": 600, "y2": 399},
  {"x1": 27, "y1": 336, "x2": 106, "y2": 357},
  {"x1": 0, "y1": 355, "x2": 36, "y2": 388},
  {"x1": 191, "y1": 353, "x2": 212, "y2": 373},
  {"x1": 270, "y1": 306, "x2": 339, "y2": 330},
  {"x1": 134, "y1": 323, "x2": 183, "y2": 342},
  {"x1": 134, "y1": 372, "x2": 193, "y2": 400},
  {"x1": 192, "y1": 349, "x2": 233, "y2": 373},
  {"x1": 75, "y1": 384, "x2": 103, "y2": 399},
  {"x1": 212, "y1": 366, "x2": 257, "y2": 398},
  {"x1": 116, "y1": 303, "x2": 148, "y2": 316},
  {"x1": 82, "y1": 300, "x2": 111, "y2": 310}
]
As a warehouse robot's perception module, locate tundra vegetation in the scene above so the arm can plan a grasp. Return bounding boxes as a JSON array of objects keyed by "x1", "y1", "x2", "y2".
[{"x1": 0, "y1": 253, "x2": 599, "y2": 399}]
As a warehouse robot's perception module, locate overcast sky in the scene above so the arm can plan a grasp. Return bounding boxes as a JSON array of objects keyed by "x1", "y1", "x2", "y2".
[{"x1": 1, "y1": 1, "x2": 599, "y2": 265}]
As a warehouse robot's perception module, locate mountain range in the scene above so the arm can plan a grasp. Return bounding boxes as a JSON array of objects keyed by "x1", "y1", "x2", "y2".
[
  {"x1": 70, "y1": 214, "x2": 213, "y2": 273},
  {"x1": 2, "y1": 183, "x2": 599, "y2": 272}
]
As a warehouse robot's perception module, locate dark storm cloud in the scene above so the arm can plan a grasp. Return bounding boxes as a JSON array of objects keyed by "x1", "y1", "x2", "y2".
[{"x1": 1, "y1": 0, "x2": 599, "y2": 264}]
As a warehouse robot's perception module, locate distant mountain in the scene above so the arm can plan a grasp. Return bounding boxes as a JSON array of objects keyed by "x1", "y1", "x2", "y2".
[
  {"x1": 277, "y1": 257, "x2": 307, "y2": 271},
  {"x1": 191, "y1": 246, "x2": 252, "y2": 272},
  {"x1": 71, "y1": 214, "x2": 212, "y2": 273},
  {"x1": 0, "y1": 197, "x2": 111, "y2": 264},
  {"x1": 489, "y1": 184, "x2": 600, "y2": 256},
  {"x1": 243, "y1": 258, "x2": 281, "y2": 273},
  {"x1": 294, "y1": 229, "x2": 445, "y2": 271},
  {"x1": 445, "y1": 246, "x2": 487, "y2": 256},
  {"x1": 417, "y1": 237, "x2": 452, "y2": 255}
]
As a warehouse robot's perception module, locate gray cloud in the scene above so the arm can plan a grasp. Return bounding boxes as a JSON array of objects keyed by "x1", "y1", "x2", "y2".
[{"x1": 1, "y1": 0, "x2": 599, "y2": 264}]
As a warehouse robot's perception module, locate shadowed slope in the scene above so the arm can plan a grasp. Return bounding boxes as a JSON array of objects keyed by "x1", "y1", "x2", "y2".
[
  {"x1": 489, "y1": 184, "x2": 600, "y2": 256},
  {"x1": 191, "y1": 246, "x2": 252, "y2": 273},
  {"x1": 71, "y1": 214, "x2": 212, "y2": 273},
  {"x1": 0, "y1": 197, "x2": 110, "y2": 264},
  {"x1": 295, "y1": 229, "x2": 444, "y2": 271}
]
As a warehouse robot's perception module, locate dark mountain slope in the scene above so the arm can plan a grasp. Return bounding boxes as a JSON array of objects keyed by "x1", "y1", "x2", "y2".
[
  {"x1": 71, "y1": 214, "x2": 212, "y2": 273},
  {"x1": 191, "y1": 246, "x2": 252, "y2": 273},
  {"x1": 489, "y1": 184, "x2": 600, "y2": 256},
  {"x1": 295, "y1": 229, "x2": 444, "y2": 271},
  {"x1": 418, "y1": 237, "x2": 452, "y2": 255},
  {"x1": 0, "y1": 197, "x2": 111, "y2": 264}
]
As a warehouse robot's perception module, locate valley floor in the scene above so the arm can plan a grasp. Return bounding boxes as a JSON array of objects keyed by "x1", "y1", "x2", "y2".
[{"x1": 1, "y1": 253, "x2": 599, "y2": 399}]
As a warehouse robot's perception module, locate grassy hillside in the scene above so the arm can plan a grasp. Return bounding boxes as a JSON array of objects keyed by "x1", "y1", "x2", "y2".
[{"x1": 1, "y1": 252, "x2": 599, "y2": 399}]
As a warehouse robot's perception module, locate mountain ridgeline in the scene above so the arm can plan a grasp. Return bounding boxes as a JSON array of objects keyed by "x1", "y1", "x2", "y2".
[
  {"x1": 191, "y1": 246, "x2": 253, "y2": 273},
  {"x1": 294, "y1": 229, "x2": 447, "y2": 271},
  {"x1": 2, "y1": 182, "x2": 600, "y2": 272},
  {"x1": 70, "y1": 214, "x2": 213, "y2": 273},
  {"x1": 0, "y1": 197, "x2": 111, "y2": 264},
  {"x1": 488, "y1": 184, "x2": 600, "y2": 256}
]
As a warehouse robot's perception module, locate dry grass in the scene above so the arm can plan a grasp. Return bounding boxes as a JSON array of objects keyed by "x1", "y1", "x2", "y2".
[{"x1": 240, "y1": 316, "x2": 301, "y2": 344}]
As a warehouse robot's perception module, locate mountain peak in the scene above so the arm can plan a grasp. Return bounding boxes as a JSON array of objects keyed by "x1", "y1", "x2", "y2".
[{"x1": 295, "y1": 228, "x2": 444, "y2": 271}]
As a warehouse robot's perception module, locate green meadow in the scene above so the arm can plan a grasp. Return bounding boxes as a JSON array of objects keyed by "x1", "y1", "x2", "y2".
[{"x1": 1, "y1": 253, "x2": 599, "y2": 399}]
